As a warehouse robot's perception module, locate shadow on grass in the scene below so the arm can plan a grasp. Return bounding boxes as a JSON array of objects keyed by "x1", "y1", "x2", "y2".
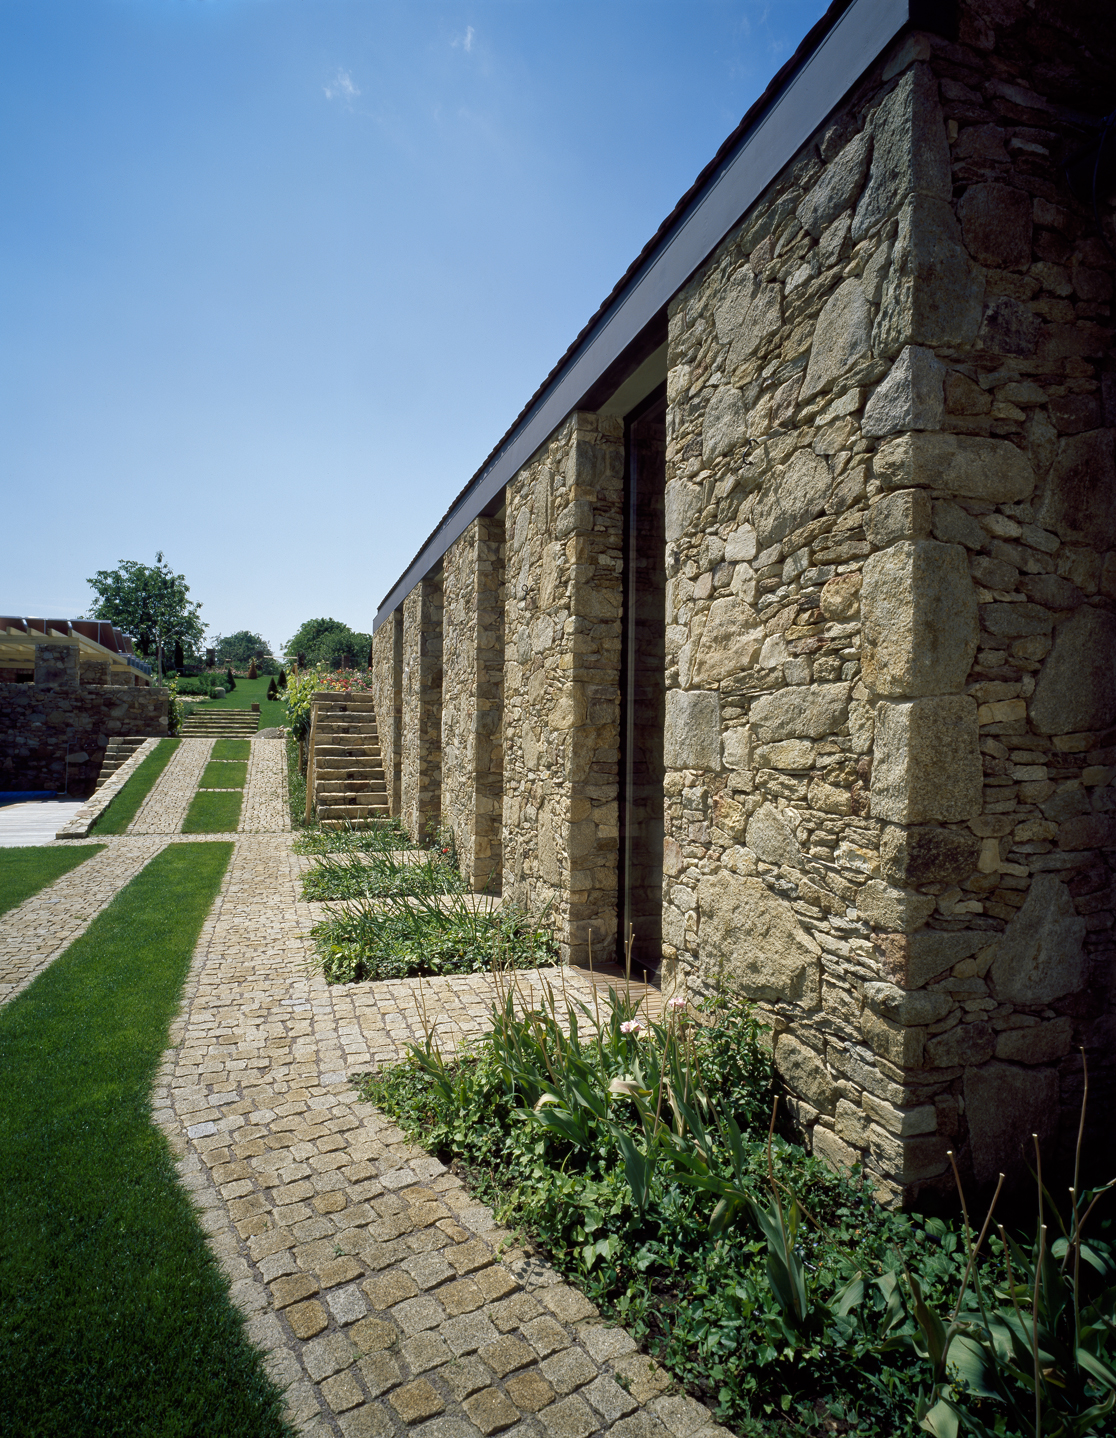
[
  {"x1": 91, "y1": 738, "x2": 181, "y2": 836},
  {"x1": 0, "y1": 841, "x2": 292, "y2": 1437},
  {"x1": 0, "y1": 844, "x2": 106, "y2": 919}
]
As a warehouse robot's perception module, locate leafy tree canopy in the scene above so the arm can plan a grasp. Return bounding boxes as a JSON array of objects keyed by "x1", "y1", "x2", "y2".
[
  {"x1": 85, "y1": 553, "x2": 205, "y2": 672},
  {"x1": 214, "y1": 631, "x2": 271, "y2": 666},
  {"x1": 285, "y1": 617, "x2": 372, "y2": 667}
]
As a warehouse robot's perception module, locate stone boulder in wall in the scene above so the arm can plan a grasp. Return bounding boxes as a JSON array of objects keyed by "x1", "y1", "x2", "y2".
[{"x1": 696, "y1": 870, "x2": 821, "y2": 1008}]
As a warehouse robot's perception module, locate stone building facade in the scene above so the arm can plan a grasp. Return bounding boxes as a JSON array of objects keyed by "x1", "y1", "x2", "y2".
[{"x1": 373, "y1": 0, "x2": 1116, "y2": 1204}]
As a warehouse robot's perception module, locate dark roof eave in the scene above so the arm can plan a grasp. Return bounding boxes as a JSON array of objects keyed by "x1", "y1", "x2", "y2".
[{"x1": 373, "y1": 0, "x2": 955, "y2": 631}]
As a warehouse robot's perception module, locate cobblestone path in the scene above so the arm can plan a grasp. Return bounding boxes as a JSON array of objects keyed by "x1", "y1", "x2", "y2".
[
  {"x1": 0, "y1": 837, "x2": 171, "y2": 1006},
  {"x1": 241, "y1": 738, "x2": 291, "y2": 834},
  {"x1": 129, "y1": 736, "x2": 214, "y2": 833},
  {"x1": 6, "y1": 733, "x2": 716, "y2": 1438}
]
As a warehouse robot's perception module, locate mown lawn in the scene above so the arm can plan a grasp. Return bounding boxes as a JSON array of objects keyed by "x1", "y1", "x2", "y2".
[
  {"x1": 0, "y1": 842, "x2": 290, "y2": 1437},
  {"x1": 0, "y1": 844, "x2": 106, "y2": 919},
  {"x1": 199, "y1": 760, "x2": 248, "y2": 790},
  {"x1": 182, "y1": 789, "x2": 243, "y2": 833},
  {"x1": 91, "y1": 738, "x2": 180, "y2": 835},
  {"x1": 188, "y1": 677, "x2": 285, "y2": 730}
]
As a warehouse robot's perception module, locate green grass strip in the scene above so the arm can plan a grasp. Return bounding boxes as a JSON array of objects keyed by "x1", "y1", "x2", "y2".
[
  {"x1": 199, "y1": 760, "x2": 248, "y2": 790},
  {"x1": 211, "y1": 739, "x2": 251, "y2": 761},
  {"x1": 0, "y1": 844, "x2": 106, "y2": 919},
  {"x1": 91, "y1": 738, "x2": 180, "y2": 835},
  {"x1": 0, "y1": 842, "x2": 290, "y2": 1437},
  {"x1": 182, "y1": 789, "x2": 243, "y2": 833}
]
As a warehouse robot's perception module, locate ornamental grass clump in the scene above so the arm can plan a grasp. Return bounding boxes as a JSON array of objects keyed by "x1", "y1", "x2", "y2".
[
  {"x1": 311, "y1": 889, "x2": 556, "y2": 983},
  {"x1": 301, "y1": 847, "x2": 464, "y2": 902},
  {"x1": 292, "y1": 817, "x2": 416, "y2": 856},
  {"x1": 358, "y1": 987, "x2": 1116, "y2": 1438}
]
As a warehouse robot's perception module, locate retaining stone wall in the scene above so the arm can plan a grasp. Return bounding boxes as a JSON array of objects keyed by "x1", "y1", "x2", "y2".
[
  {"x1": 502, "y1": 414, "x2": 625, "y2": 965},
  {"x1": 400, "y1": 573, "x2": 444, "y2": 842},
  {"x1": 441, "y1": 515, "x2": 506, "y2": 892},
  {"x1": 0, "y1": 684, "x2": 169, "y2": 797},
  {"x1": 661, "y1": 11, "x2": 1115, "y2": 1202}
]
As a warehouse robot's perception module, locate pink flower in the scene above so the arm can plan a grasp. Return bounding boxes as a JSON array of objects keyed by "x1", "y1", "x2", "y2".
[
  {"x1": 619, "y1": 1019, "x2": 643, "y2": 1036},
  {"x1": 667, "y1": 996, "x2": 686, "y2": 1011}
]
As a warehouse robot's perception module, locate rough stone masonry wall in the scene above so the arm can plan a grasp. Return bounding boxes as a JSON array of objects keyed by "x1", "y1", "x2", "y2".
[
  {"x1": 400, "y1": 574, "x2": 444, "y2": 842},
  {"x1": 661, "y1": 10, "x2": 1116, "y2": 1203},
  {"x1": 0, "y1": 683, "x2": 168, "y2": 797},
  {"x1": 441, "y1": 515, "x2": 506, "y2": 892},
  {"x1": 501, "y1": 414, "x2": 625, "y2": 964},
  {"x1": 372, "y1": 610, "x2": 404, "y2": 817}
]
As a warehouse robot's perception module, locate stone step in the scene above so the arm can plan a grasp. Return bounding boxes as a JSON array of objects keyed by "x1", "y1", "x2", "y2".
[
  {"x1": 315, "y1": 751, "x2": 382, "y2": 765},
  {"x1": 316, "y1": 780, "x2": 387, "y2": 795},
  {"x1": 94, "y1": 737, "x2": 149, "y2": 788},
  {"x1": 314, "y1": 768, "x2": 383, "y2": 783},
  {"x1": 181, "y1": 727, "x2": 259, "y2": 736},
  {"x1": 319, "y1": 818, "x2": 389, "y2": 830},
  {"x1": 317, "y1": 803, "x2": 391, "y2": 820},
  {"x1": 316, "y1": 724, "x2": 379, "y2": 736}
]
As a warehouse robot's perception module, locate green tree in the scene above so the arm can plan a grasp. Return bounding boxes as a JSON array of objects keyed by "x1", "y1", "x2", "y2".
[
  {"x1": 85, "y1": 553, "x2": 205, "y2": 678},
  {"x1": 285, "y1": 618, "x2": 372, "y2": 668},
  {"x1": 213, "y1": 631, "x2": 272, "y2": 667}
]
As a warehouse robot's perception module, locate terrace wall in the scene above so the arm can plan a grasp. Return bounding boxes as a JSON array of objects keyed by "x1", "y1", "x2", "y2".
[{"x1": 0, "y1": 684, "x2": 169, "y2": 797}]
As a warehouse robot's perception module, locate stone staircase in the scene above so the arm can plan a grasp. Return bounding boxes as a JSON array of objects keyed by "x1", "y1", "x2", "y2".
[
  {"x1": 309, "y1": 695, "x2": 389, "y2": 828},
  {"x1": 94, "y1": 737, "x2": 148, "y2": 789},
  {"x1": 180, "y1": 707, "x2": 259, "y2": 738}
]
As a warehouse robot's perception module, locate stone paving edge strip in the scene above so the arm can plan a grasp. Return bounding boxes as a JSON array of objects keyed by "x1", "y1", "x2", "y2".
[{"x1": 55, "y1": 738, "x2": 161, "y2": 839}]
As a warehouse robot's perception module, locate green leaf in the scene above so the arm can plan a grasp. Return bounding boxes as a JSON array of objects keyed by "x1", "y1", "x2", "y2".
[
  {"x1": 1077, "y1": 1346, "x2": 1116, "y2": 1392},
  {"x1": 947, "y1": 1334, "x2": 1000, "y2": 1400}
]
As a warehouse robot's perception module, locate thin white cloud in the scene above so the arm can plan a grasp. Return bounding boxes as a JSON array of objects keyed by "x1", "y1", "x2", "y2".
[
  {"x1": 451, "y1": 26, "x2": 475, "y2": 53},
  {"x1": 324, "y1": 69, "x2": 360, "y2": 105}
]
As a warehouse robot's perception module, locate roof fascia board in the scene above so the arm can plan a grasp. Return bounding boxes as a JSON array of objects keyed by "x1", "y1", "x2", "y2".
[{"x1": 374, "y1": 0, "x2": 922, "y2": 631}]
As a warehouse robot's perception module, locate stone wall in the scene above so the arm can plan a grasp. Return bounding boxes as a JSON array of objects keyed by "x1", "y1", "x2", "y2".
[
  {"x1": 376, "y1": 0, "x2": 1115, "y2": 1203},
  {"x1": 441, "y1": 515, "x2": 506, "y2": 891},
  {"x1": 0, "y1": 683, "x2": 169, "y2": 797},
  {"x1": 660, "y1": 10, "x2": 1115, "y2": 1200},
  {"x1": 400, "y1": 572, "x2": 444, "y2": 842},
  {"x1": 502, "y1": 413, "x2": 625, "y2": 964},
  {"x1": 372, "y1": 610, "x2": 403, "y2": 816}
]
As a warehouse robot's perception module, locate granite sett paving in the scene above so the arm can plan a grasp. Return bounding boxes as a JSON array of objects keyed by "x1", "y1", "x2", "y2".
[
  {"x1": 152, "y1": 822, "x2": 714, "y2": 1438},
  {"x1": 128, "y1": 736, "x2": 214, "y2": 833},
  {"x1": 2, "y1": 734, "x2": 701, "y2": 1438}
]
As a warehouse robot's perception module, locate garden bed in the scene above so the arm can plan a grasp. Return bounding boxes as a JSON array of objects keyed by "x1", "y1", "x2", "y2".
[{"x1": 359, "y1": 990, "x2": 1116, "y2": 1438}]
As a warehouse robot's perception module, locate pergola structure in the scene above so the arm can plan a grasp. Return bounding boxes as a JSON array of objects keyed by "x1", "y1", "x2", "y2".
[{"x1": 0, "y1": 617, "x2": 153, "y2": 686}]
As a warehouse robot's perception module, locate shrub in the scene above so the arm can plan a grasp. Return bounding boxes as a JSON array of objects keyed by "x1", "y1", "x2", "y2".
[
  {"x1": 266, "y1": 678, "x2": 278, "y2": 702},
  {"x1": 226, "y1": 668, "x2": 236, "y2": 691},
  {"x1": 277, "y1": 669, "x2": 287, "y2": 689},
  {"x1": 165, "y1": 675, "x2": 183, "y2": 736},
  {"x1": 311, "y1": 885, "x2": 555, "y2": 984},
  {"x1": 360, "y1": 996, "x2": 1116, "y2": 1437},
  {"x1": 247, "y1": 659, "x2": 258, "y2": 680}
]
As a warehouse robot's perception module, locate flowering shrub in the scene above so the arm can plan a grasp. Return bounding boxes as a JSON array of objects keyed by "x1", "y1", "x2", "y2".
[{"x1": 282, "y1": 665, "x2": 375, "y2": 740}]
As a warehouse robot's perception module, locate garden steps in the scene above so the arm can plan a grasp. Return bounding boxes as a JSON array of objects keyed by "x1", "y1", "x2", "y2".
[
  {"x1": 307, "y1": 696, "x2": 389, "y2": 828},
  {"x1": 93, "y1": 737, "x2": 148, "y2": 788},
  {"x1": 179, "y1": 709, "x2": 259, "y2": 737}
]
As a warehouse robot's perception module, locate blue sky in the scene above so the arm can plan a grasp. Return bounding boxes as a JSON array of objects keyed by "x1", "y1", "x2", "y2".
[{"x1": 1, "y1": 0, "x2": 828, "y2": 655}]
